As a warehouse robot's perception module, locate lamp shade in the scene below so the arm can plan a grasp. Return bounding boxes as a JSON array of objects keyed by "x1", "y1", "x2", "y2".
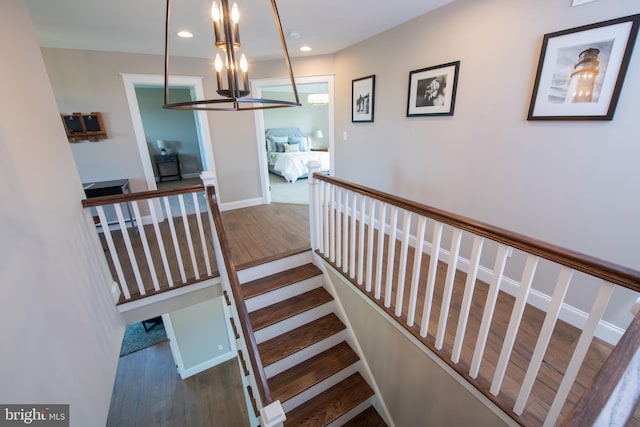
[
  {"x1": 314, "y1": 130, "x2": 323, "y2": 138},
  {"x1": 156, "y1": 139, "x2": 167, "y2": 149}
]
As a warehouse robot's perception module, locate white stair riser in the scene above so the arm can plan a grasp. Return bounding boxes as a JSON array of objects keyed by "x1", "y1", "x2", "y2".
[
  {"x1": 238, "y1": 252, "x2": 313, "y2": 283},
  {"x1": 254, "y1": 303, "x2": 334, "y2": 343},
  {"x1": 245, "y1": 277, "x2": 324, "y2": 312},
  {"x1": 281, "y1": 363, "x2": 360, "y2": 413},
  {"x1": 264, "y1": 330, "x2": 348, "y2": 377}
]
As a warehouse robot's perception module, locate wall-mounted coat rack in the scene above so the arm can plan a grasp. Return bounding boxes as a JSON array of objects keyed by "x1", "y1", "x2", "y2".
[{"x1": 61, "y1": 112, "x2": 107, "y2": 142}]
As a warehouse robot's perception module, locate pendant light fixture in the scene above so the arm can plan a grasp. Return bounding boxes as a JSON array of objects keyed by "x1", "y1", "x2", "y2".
[{"x1": 163, "y1": 0, "x2": 301, "y2": 111}]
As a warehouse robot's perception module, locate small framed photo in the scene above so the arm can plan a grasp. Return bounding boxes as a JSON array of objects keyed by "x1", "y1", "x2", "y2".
[
  {"x1": 406, "y1": 61, "x2": 460, "y2": 117},
  {"x1": 352, "y1": 75, "x2": 375, "y2": 122},
  {"x1": 528, "y1": 14, "x2": 639, "y2": 120}
]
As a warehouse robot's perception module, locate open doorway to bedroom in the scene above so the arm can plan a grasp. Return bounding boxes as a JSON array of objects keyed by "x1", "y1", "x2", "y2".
[{"x1": 253, "y1": 75, "x2": 334, "y2": 205}]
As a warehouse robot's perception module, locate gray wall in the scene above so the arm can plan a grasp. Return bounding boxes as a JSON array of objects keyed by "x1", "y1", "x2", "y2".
[
  {"x1": 41, "y1": 48, "x2": 334, "y2": 202},
  {"x1": 328, "y1": 269, "x2": 510, "y2": 427},
  {"x1": 136, "y1": 87, "x2": 203, "y2": 178},
  {"x1": 333, "y1": 0, "x2": 640, "y2": 327},
  {"x1": 0, "y1": 2, "x2": 124, "y2": 425}
]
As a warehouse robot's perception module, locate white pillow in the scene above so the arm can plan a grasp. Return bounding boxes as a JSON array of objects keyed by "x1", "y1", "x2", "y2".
[
  {"x1": 284, "y1": 143, "x2": 300, "y2": 153},
  {"x1": 271, "y1": 136, "x2": 289, "y2": 143}
]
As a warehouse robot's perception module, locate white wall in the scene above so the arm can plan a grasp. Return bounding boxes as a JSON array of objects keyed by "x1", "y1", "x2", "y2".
[
  {"x1": 333, "y1": 0, "x2": 640, "y2": 327},
  {"x1": 0, "y1": 2, "x2": 124, "y2": 425}
]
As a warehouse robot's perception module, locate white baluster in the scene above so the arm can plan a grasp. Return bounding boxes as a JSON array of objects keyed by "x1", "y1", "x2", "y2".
[
  {"x1": 349, "y1": 191, "x2": 357, "y2": 278},
  {"x1": 131, "y1": 200, "x2": 160, "y2": 291},
  {"x1": 491, "y1": 254, "x2": 539, "y2": 394},
  {"x1": 420, "y1": 221, "x2": 443, "y2": 337},
  {"x1": 469, "y1": 244, "x2": 511, "y2": 378},
  {"x1": 163, "y1": 196, "x2": 187, "y2": 283},
  {"x1": 322, "y1": 182, "x2": 329, "y2": 257},
  {"x1": 374, "y1": 202, "x2": 386, "y2": 300},
  {"x1": 147, "y1": 198, "x2": 174, "y2": 287},
  {"x1": 178, "y1": 194, "x2": 199, "y2": 280},
  {"x1": 395, "y1": 211, "x2": 412, "y2": 317},
  {"x1": 357, "y1": 194, "x2": 366, "y2": 285},
  {"x1": 114, "y1": 203, "x2": 145, "y2": 296},
  {"x1": 543, "y1": 282, "x2": 615, "y2": 427},
  {"x1": 342, "y1": 189, "x2": 349, "y2": 273},
  {"x1": 384, "y1": 206, "x2": 399, "y2": 308},
  {"x1": 96, "y1": 205, "x2": 130, "y2": 299},
  {"x1": 307, "y1": 160, "x2": 321, "y2": 251},
  {"x1": 192, "y1": 192, "x2": 212, "y2": 277},
  {"x1": 336, "y1": 188, "x2": 342, "y2": 268},
  {"x1": 513, "y1": 267, "x2": 573, "y2": 415},
  {"x1": 329, "y1": 185, "x2": 336, "y2": 263},
  {"x1": 407, "y1": 216, "x2": 427, "y2": 326},
  {"x1": 365, "y1": 198, "x2": 376, "y2": 292},
  {"x1": 435, "y1": 228, "x2": 462, "y2": 350},
  {"x1": 451, "y1": 236, "x2": 484, "y2": 363}
]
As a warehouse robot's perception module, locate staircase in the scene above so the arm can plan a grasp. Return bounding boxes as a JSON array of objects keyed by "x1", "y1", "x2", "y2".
[{"x1": 239, "y1": 256, "x2": 388, "y2": 426}]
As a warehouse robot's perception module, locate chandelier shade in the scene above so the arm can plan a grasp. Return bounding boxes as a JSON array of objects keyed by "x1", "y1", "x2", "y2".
[{"x1": 163, "y1": 0, "x2": 301, "y2": 111}]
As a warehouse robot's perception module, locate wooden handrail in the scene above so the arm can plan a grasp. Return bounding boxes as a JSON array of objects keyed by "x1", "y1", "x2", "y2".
[
  {"x1": 313, "y1": 174, "x2": 640, "y2": 293},
  {"x1": 205, "y1": 185, "x2": 273, "y2": 405},
  {"x1": 562, "y1": 310, "x2": 640, "y2": 426},
  {"x1": 81, "y1": 184, "x2": 205, "y2": 208}
]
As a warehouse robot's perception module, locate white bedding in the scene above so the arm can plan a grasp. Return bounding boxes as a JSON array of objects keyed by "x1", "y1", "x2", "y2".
[{"x1": 268, "y1": 151, "x2": 330, "y2": 183}]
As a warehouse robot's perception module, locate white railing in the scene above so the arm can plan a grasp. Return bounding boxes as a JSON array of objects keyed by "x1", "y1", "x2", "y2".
[
  {"x1": 306, "y1": 165, "x2": 640, "y2": 427},
  {"x1": 82, "y1": 181, "x2": 216, "y2": 302}
]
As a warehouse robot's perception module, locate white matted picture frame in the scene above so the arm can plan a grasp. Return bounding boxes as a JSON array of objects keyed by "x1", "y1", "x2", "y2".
[
  {"x1": 352, "y1": 75, "x2": 375, "y2": 122},
  {"x1": 406, "y1": 61, "x2": 460, "y2": 117},
  {"x1": 528, "y1": 14, "x2": 639, "y2": 121}
]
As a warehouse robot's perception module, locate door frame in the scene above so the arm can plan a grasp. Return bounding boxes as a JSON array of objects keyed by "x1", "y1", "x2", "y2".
[
  {"x1": 252, "y1": 74, "x2": 335, "y2": 204},
  {"x1": 121, "y1": 73, "x2": 217, "y2": 191}
]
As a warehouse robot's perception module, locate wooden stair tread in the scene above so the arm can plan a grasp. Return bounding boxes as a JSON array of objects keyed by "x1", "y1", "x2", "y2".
[
  {"x1": 269, "y1": 342, "x2": 360, "y2": 403},
  {"x1": 258, "y1": 313, "x2": 346, "y2": 366},
  {"x1": 283, "y1": 373, "x2": 374, "y2": 427},
  {"x1": 341, "y1": 406, "x2": 387, "y2": 426},
  {"x1": 242, "y1": 263, "x2": 322, "y2": 299},
  {"x1": 249, "y1": 287, "x2": 333, "y2": 331}
]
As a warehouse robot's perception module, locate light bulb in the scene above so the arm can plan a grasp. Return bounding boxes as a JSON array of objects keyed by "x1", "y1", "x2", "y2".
[
  {"x1": 231, "y1": 3, "x2": 240, "y2": 23},
  {"x1": 240, "y1": 54, "x2": 248, "y2": 72},
  {"x1": 214, "y1": 53, "x2": 223, "y2": 72},
  {"x1": 211, "y1": 2, "x2": 220, "y2": 22}
]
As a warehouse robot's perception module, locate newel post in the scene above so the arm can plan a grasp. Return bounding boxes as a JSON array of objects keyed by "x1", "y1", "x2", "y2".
[
  {"x1": 306, "y1": 160, "x2": 321, "y2": 250},
  {"x1": 260, "y1": 400, "x2": 286, "y2": 427},
  {"x1": 200, "y1": 170, "x2": 217, "y2": 189}
]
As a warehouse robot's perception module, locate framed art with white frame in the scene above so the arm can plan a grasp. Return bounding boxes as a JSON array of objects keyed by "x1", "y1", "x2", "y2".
[{"x1": 528, "y1": 14, "x2": 639, "y2": 121}]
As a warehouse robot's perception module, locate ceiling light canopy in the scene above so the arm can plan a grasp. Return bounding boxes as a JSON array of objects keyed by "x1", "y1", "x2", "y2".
[
  {"x1": 176, "y1": 30, "x2": 193, "y2": 38},
  {"x1": 163, "y1": 0, "x2": 300, "y2": 111}
]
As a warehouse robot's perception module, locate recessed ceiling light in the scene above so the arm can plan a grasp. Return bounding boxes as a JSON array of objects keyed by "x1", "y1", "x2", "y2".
[
  {"x1": 300, "y1": 46, "x2": 312, "y2": 52},
  {"x1": 177, "y1": 31, "x2": 193, "y2": 38}
]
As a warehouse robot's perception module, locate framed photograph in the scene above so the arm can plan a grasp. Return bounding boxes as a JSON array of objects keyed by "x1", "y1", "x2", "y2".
[
  {"x1": 352, "y1": 75, "x2": 375, "y2": 122},
  {"x1": 528, "y1": 14, "x2": 639, "y2": 120},
  {"x1": 406, "y1": 61, "x2": 460, "y2": 117}
]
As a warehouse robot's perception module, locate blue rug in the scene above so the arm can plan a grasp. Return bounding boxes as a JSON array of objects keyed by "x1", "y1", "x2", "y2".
[{"x1": 119, "y1": 320, "x2": 168, "y2": 357}]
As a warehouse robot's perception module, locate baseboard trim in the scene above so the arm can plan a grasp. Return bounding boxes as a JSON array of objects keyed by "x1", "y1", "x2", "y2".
[{"x1": 220, "y1": 197, "x2": 263, "y2": 212}]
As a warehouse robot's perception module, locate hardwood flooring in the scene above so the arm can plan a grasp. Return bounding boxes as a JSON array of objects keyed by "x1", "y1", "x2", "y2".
[{"x1": 107, "y1": 341, "x2": 249, "y2": 427}]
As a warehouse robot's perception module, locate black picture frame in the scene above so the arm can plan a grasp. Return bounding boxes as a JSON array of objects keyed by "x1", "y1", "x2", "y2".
[
  {"x1": 352, "y1": 75, "x2": 375, "y2": 122},
  {"x1": 528, "y1": 14, "x2": 640, "y2": 121},
  {"x1": 406, "y1": 61, "x2": 460, "y2": 117}
]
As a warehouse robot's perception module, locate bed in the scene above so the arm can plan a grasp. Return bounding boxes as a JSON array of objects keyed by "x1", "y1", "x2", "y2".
[{"x1": 265, "y1": 127, "x2": 330, "y2": 183}]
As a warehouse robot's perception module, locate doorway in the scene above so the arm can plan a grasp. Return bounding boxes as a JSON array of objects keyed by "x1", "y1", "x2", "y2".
[
  {"x1": 252, "y1": 75, "x2": 335, "y2": 204},
  {"x1": 121, "y1": 74, "x2": 217, "y2": 192}
]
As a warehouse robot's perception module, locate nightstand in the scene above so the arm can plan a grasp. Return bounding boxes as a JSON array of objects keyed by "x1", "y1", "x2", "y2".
[{"x1": 155, "y1": 154, "x2": 182, "y2": 182}]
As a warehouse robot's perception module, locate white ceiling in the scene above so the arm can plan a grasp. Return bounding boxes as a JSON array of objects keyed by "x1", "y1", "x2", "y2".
[{"x1": 26, "y1": 0, "x2": 453, "y2": 61}]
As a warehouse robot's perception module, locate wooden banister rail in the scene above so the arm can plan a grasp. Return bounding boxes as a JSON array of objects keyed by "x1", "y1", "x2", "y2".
[
  {"x1": 313, "y1": 174, "x2": 640, "y2": 293},
  {"x1": 205, "y1": 185, "x2": 273, "y2": 405},
  {"x1": 562, "y1": 310, "x2": 640, "y2": 427},
  {"x1": 81, "y1": 184, "x2": 205, "y2": 208}
]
